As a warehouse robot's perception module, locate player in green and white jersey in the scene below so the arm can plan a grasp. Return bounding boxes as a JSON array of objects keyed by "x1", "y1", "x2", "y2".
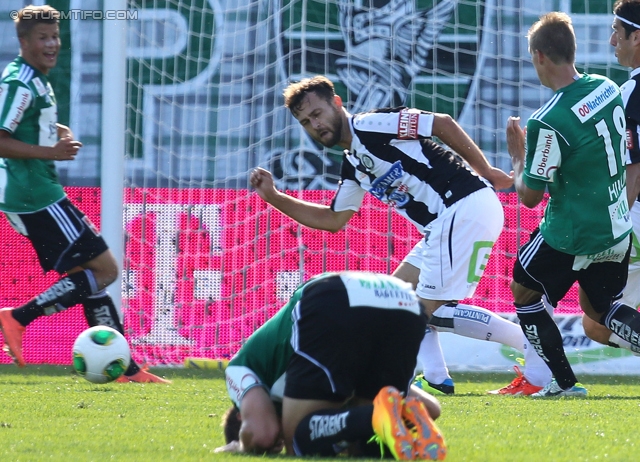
[
  {"x1": 0, "y1": 5, "x2": 168, "y2": 383},
  {"x1": 220, "y1": 271, "x2": 445, "y2": 458},
  {"x1": 506, "y1": 11, "x2": 640, "y2": 397},
  {"x1": 0, "y1": 41, "x2": 67, "y2": 211},
  {"x1": 523, "y1": 71, "x2": 629, "y2": 255}
]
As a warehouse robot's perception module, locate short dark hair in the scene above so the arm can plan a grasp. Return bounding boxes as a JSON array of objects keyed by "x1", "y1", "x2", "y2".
[
  {"x1": 14, "y1": 5, "x2": 60, "y2": 39},
  {"x1": 614, "y1": 0, "x2": 640, "y2": 37},
  {"x1": 527, "y1": 12, "x2": 576, "y2": 65},
  {"x1": 221, "y1": 405, "x2": 241, "y2": 444},
  {"x1": 283, "y1": 75, "x2": 336, "y2": 113}
]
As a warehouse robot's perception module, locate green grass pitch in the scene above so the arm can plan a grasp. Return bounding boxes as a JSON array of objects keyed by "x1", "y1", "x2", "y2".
[{"x1": 0, "y1": 366, "x2": 638, "y2": 461}]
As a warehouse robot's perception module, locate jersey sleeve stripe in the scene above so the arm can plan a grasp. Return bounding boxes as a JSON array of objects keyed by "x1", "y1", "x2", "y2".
[{"x1": 16, "y1": 65, "x2": 34, "y2": 85}]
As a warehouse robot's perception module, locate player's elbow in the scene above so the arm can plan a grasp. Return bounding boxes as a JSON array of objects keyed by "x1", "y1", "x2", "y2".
[
  {"x1": 582, "y1": 314, "x2": 612, "y2": 345},
  {"x1": 325, "y1": 223, "x2": 345, "y2": 233},
  {"x1": 323, "y1": 210, "x2": 352, "y2": 233},
  {"x1": 432, "y1": 113, "x2": 456, "y2": 135},
  {"x1": 519, "y1": 191, "x2": 544, "y2": 208},
  {"x1": 516, "y1": 185, "x2": 544, "y2": 209},
  {"x1": 519, "y1": 196, "x2": 539, "y2": 208}
]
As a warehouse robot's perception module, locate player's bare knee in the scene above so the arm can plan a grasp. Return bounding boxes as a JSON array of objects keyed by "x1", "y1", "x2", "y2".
[
  {"x1": 510, "y1": 280, "x2": 540, "y2": 305},
  {"x1": 90, "y1": 268, "x2": 118, "y2": 290},
  {"x1": 509, "y1": 279, "x2": 522, "y2": 299},
  {"x1": 425, "y1": 398, "x2": 441, "y2": 420},
  {"x1": 102, "y1": 266, "x2": 119, "y2": 286},
  {"x1": 582, "y1": 314, "x2": 610, "y2": 345},
  {"x1": 86, "y1": 255, "x2": 119, "y2": 288},
  {"x1": 409, "y1": 384, "x2": 442, "y2": 420}
]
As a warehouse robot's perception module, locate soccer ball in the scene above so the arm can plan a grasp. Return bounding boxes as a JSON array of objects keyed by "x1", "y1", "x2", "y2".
[{"x1": 72, "y1": 326, "x2": 131, "y2": 384}]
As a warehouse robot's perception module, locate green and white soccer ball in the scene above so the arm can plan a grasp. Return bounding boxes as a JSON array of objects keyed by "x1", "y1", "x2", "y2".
[{"x1": 72, "y1": 326, "x2": 131, "y2": 383}]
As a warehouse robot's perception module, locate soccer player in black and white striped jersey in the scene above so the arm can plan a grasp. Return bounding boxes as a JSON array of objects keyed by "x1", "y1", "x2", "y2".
[
  {"x1": 250, "y1": 75, "x2": 553, "y2": 395},
  {"x1": 581, "y1": 0, "x2": 640, "y2": 356}
]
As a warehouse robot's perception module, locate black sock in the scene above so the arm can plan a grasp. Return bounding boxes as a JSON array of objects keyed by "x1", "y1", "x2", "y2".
[
  {"x1": 82, "y1": 290, "x2": 124, "y2": 332},
  {"x1": 292, "y1": 405, "x2": 374, "y2": 457},
  {"x1": 516, "y1": 300, "x2": 577, "y2": 389},
  {"x1": 12, "y1": 270, "x2": 97, "y2": 326},
  {"x1": 83, "y1": 291, "x2": 140, "y2": 376},
  {"x1": 602, "y1": 302, "x2": 640, "y2": 349}
]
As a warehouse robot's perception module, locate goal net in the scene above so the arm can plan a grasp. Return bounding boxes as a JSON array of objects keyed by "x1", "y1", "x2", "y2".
[
  {"x1": 0, "y1": 0, "x2": 635, "y2": 371},
  {"x1": 116, "y1": 0, "x2": 625, "y2": 365}
]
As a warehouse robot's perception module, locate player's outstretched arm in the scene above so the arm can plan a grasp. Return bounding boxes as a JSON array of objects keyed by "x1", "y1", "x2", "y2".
[
  {"x1": 432, "y1": 113, "x2": 514, "y2": 191},
  {"x1": 249, "y1": 167, "x2": 355, "y2": 232}
]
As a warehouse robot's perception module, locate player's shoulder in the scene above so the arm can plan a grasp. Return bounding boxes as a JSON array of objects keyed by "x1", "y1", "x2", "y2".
[
  {"x1": 1, "y1": 58, "x2": 38, "y2": 91},
  {"x1": 578, "y1": 72, "x2": 618, "y2": 88},
  {"x1": 564, "y1": 73, "x2": 619, "y2": 101},
  {"x1": 621, "y1": 69, "x2": 640, "y2": 113},
  {"x1": 533, "y1": 74, "x2": 619, "y2": 127},
  {"x1": 580, "y1": 73, "x2": 621, "y2": 105},
  {"x1": 353, "y1": 106, "x2": 405, "y2": 124},
  {"x1": 365, "y1": 106, "x2": 406, "y2": 115}
]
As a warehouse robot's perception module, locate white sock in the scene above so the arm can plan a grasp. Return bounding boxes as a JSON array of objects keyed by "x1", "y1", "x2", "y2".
[
  {"x1": 608, "y1": 333, "x2": 640, "y2": 356},
  {"x1": 519, "y1": 295, "x2": 554, "y2": 386},
  {"x1": 431, "y1": 303, "x2": 524, "y2": 351},
  {"x1": 416, "y1": 326, "x2": 451, "y2": 384},
  {"x1": 521, "y1": 335, "x2": 553, "y2": 386}
]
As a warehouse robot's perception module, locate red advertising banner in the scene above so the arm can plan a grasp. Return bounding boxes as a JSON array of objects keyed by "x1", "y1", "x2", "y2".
[{"x1": 0, "y1": 188, "x2": 580, "y2": 366}]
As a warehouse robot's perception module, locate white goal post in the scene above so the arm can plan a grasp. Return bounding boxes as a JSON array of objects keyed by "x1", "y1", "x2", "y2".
[{"x1": 101, "y1": 0, "x2": 127, "y2": 314}]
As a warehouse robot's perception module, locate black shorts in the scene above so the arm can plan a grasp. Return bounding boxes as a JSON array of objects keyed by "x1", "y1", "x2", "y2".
[
  {"x1": 513, "y1": 228, "x2": 631, "y2": 313},
  {"x1": 284, "y1": 277, "x2": 427, "y2": 402},
  {"x1": 4, "y1": 197, "x2": 109, "y2": 274}
]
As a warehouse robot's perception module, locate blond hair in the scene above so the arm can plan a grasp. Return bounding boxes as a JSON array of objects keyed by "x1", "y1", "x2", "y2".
[
  {"x1": 14, "y1": 5, "x2": 60, "y2": 39},
  {"x1": 527, "y1": 12, "x2": 576, "y2": 64}
]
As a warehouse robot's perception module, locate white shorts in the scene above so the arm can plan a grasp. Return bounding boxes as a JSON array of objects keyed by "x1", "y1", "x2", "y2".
[{"x1": 405, "y1": 188, "x2": 504, "y2": 301}]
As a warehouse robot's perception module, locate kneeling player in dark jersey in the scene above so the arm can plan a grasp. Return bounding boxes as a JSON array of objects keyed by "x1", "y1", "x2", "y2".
[{"x1": 217, "y1": 271, "x2": 446, "y2": 460}]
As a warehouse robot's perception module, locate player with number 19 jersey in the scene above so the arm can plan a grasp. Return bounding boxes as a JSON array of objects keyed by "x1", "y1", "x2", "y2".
[
  {"x1": 524, "y1": 73, "x2": 631, "y2": 255},
  {"x1": 0, "y1": 56, "x2": 64, "y2": 212}
]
